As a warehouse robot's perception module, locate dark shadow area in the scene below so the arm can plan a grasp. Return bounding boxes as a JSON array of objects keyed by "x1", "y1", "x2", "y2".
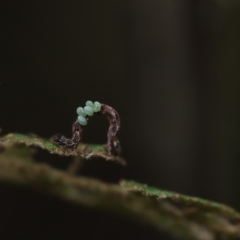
[
  {"x1": 0, "y1": 183, "x2": 174, "y2": 240},
  {"x1": 1, "y1": 0, "x2": 240, "y2": 239}
]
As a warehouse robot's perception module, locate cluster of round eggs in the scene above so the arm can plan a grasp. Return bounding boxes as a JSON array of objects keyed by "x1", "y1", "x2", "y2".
[{"x1": 76, "y1": 101, "x2": 101, "y2": 126}]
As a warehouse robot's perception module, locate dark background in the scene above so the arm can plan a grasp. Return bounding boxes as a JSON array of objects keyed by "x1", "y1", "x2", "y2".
[{"x1": 1, "y1": 1, "x2": 240, "y2": 239}]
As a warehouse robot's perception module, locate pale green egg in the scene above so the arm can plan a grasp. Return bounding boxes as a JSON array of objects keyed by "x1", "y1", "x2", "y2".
[
  {"x1": 77, "y1": 116, "x2": 87, "y2": 126},
  {"x1": 76, "y1": 107, "x2": 86, "y2": 117},
  {"x1": 86, "y1": 100, "x2": 94, "y2": 108},
  {"x1": 84, "y1": 106, "x2": 94, "y2": 116},
  {"x1": 93, "y1": 101, "x2": 101, "y2": 112}
]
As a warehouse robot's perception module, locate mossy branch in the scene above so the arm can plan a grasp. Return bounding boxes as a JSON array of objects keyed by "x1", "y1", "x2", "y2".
[
  {"x1": 0, "y1": 134, "x2": 240, "y2": 239},
  {"x1": 0, "y1": 133, "x2": 126, "y2": 165}
]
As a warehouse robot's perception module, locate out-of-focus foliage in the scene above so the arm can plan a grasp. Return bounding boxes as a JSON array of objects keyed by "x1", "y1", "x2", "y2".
[{"x1": 0, "y1": 138, "x2": 240, "y2": 240}]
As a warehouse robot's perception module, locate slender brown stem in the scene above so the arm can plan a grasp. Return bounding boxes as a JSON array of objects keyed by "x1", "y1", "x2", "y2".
[{"x1": 67, "y1": 156, "x2": 84, "y2": 174}]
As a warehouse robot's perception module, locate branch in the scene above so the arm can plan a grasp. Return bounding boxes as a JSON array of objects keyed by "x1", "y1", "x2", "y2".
[
  {"x1": 0, "y1": 133, "x2": 126, "y2": 165},
  {"x1": 0, "y1": 146, "x2": 240, "y2": 240}
]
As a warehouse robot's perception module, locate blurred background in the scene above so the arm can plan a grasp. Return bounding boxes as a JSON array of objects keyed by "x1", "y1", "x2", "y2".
[{"x1": 1, "y1": 0, "x2": 240, "y2": 239}]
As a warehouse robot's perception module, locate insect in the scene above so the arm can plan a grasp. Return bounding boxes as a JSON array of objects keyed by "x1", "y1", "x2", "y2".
[
  {"x1": 50, "y1": 101, "x2": 121, "y2": 156},
  {"x1": 50, "y1": 120, "x2": 82, "y2": 150}
]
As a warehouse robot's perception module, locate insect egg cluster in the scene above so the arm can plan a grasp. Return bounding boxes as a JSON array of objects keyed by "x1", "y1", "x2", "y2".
[{"x1": 76, "y1": 101, "x2": 101, "y2": 126}]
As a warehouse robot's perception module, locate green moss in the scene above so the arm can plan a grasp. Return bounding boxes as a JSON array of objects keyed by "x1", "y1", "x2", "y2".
[
  {"x1": 0, "y1": 133, "x2": 126, "y2": 165},
  {"x1": 1, "y1": 134, "x2": 240, "y2": 239}
]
